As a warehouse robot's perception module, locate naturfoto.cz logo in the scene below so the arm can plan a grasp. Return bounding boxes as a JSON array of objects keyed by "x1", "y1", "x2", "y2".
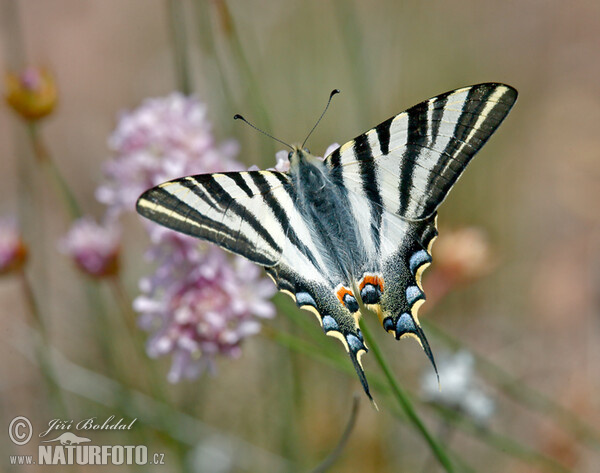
[{"x1": 8, "y1": 415, "x2": 165, "y2": 466}]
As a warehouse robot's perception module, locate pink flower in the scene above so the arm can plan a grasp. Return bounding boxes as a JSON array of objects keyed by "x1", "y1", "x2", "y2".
[
  {"x1": 98, "y1": 93, "x2": 277, "y2": 380},
  {"x1": 134, "y1": 244, "x2": 275, "y2": 382},
  {"x1": 97, "y1": 93, "x2": 241, "y2": 217},
  {"x1": 59, "y1": 217, "x2": 120, "y2": 278},
  {"x1": 0, "y1": 217, "x2": 27, "y2": 275}
]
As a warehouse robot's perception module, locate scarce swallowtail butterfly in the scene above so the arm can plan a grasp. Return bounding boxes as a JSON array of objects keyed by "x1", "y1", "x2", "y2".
[{"x1": 136, "y1": 83, "x2": 518, "y2": 401}]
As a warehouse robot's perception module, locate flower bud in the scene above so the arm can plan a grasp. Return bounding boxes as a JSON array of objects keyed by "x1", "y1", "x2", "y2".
[
  {"x1": 0, "y1": 218, "x2": 28, "y2": 275},
  {"x1": 59, "y1": 217, "x2": 120, "y2": 278},
  {"x1": 5, "y1": 67, "x2": 57, "y2": 121}
]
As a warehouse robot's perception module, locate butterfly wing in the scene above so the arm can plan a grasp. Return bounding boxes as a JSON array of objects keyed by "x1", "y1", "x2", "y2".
[
  {"x1": 326, "y1": 83, "x2": 518, "y2": 220},
  {"x1": 137, "y1": 171, "x2": 292, "y2": 266},
  {"x1": 324, "y1": 83, "x2": 517, "y2": 371},
  {"x1": 137, "y1": 170, "x2": 374, "y2": 399}
]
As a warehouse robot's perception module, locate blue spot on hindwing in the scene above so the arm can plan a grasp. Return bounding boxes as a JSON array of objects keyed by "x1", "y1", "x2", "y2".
[
  {"x1": 322, "y1": 315, "x2": 339, "y2": 332},
  {"x1": 296, "y1": 291, "x2": 316, "y2": 307},
  {"x1": 343, "y1": 293, "x2": 359, "y2": 313},
  {"x1": 409, "y1": 250, "x2": 431, "y2": 274},
  {"x1": 346, "y1": 334, "x2": 364, "y2": 353},
  {"x1": 361, "y1": 284, "x2": 380, "y2": 304},
  {"x1": 383, "y1": 317, "x2": 395, "y2": 332},
  {"x1": 406, "y1": 285, "x2": 424, "y2": 306},
  {"x1": 396, "y1": 313, "x2": 417, "y2": 339}
]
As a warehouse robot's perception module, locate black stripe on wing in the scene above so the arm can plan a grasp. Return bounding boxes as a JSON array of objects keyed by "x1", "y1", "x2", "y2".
[
  {"x1": 136, "y1": 171, "x2": 289, "y2": 266},
  {"x1": 325, "y1": 83, "x2": 518, "y2": 221},
  {"x1": 354, "y1": 134, "x2": 384, "y2": 254},
  {"x1": 398, "y1": 101, "x2": 429, "y2": 216}
]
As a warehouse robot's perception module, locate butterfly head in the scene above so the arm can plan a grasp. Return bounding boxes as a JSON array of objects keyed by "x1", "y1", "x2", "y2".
[{"x1": 288, "y1": 146, "x2": 319, "y2": 167}]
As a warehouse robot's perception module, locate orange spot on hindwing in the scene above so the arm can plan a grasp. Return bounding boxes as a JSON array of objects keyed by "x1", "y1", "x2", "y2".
[
  {"x1": 358, "y1": 273, "x2": 385, "y2": 306},
  {"x1": 336, "y1": 285, "x2": 359, "y2": 313}
]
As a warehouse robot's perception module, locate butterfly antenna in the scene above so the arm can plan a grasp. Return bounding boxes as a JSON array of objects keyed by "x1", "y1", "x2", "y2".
[
  {"x1": 302, "y1": 89, "x2": 340, "y2": 149},
  {"x1": 234, "y1": 114, "x2": 292, "y2": 150}
]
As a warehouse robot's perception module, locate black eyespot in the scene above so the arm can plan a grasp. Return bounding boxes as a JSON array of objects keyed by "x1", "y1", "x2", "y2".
[
  {"x1": 360, "y1": 284, "x2": 381, "y2": 305},
  {"x1": 288, "y1": 151, "x2": 293, "y2": 160},
  {"x1": 343, "y1": 293, "x2": 359, "y2": 313}
]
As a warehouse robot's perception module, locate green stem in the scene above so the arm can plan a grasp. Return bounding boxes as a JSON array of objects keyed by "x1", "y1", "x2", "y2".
[
  {"x1": 211, "y1": 0, "x2": 275, "y2": 160},
  {"x1": 108, "y1": 276, "x2": 171, "y2": 401},
  {"x1": 27, "y1": 122, "x2": 82, "y2": 219},
  {"x1": 268, "y1": 313, "x2": 575, "y2": 472},
  {"x1": 431, "y1": 404, "x2": 573, "y2": 473},
  {"x1": 358, "y1": 319, "x2": 455, "y2": 472},
  {"x1": 332, "y1": 0, "x2": 371, "y2": 128},
  {"x1": 311, "y1": 395, "x2": 360, "y2": 473},
  {"x1": 19, "y1": 269, "x2": 69, "y2": 419},
  {"x1": 167, "y1": 0, "x2": 193, "y2": 95},
  {"x1": 424, "y1": 320, "x2": 600, "y2": 451},
  {"x1": 190, "y1": 0, "x2": 236, "y2": 122},
  {"x1": 107, "y1": 275, "x2": 189, "y2": 471}
]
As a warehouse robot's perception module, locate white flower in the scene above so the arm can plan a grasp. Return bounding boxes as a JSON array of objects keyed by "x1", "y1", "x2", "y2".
[{"x1": 421, "y1": 350, "x2": 495, "y2": 424}]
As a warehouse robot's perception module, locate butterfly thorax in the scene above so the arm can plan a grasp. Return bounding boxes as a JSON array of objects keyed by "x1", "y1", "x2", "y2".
[{"x1": 288, "y1": 147, "x2": 365, "y2": 282}]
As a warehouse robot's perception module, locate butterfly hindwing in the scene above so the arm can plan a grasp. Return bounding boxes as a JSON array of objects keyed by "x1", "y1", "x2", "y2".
[
  {"x1": 377, "y1": 215, "x2": 439, "y2": 372},
  {"x1": 266, "y1": 264, "x2": 372, "y2": 400}
]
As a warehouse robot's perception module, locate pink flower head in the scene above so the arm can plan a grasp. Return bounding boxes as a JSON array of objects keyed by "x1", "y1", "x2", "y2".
[
  {"x1": 0, "y1": 217, "x2": 27, "y2": 275},
  {"x1": 97, "y1": 93, "x2": 241, "y2": 217},
  {"x1": 99, "y1": 93, "x2": 279, "y2": 381},
  {"x1": 59, "y1": 217, "x2": 120, "y2": 278},
  {"x1": 134, "y1": 244, "x2": 276, "y2": 382}
]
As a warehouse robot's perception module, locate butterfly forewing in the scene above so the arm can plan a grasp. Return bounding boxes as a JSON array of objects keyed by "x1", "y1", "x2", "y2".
[
  {"x1": 325, "y1": 83, "x2": 518, "y2": 220},
  {"x1": 136, "y1": 171, "x2": 290, "y2": 266}
]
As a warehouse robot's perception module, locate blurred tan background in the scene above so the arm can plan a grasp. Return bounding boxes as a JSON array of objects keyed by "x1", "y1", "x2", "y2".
[{"x1": 1, "y1": 1, "x2": 599, "y2": 472}]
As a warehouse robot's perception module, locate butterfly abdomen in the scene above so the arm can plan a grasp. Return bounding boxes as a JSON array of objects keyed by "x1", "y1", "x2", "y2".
[{"x1": 290, "y1": 152, "x2": 368, "y2": 280}]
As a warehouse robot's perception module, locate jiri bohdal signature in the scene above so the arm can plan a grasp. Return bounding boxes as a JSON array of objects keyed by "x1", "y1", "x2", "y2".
[{"x1": 39, "y1": 415, "x2": 137, "y2": 438}]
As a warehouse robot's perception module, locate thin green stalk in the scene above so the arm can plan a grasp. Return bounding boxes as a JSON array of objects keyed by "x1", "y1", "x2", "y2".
[
  {"x1": 19, "y1": 269, "x2": 69, "y2": 419},
  {"x1": 267, "y1": 323, "x2": 572, "y2": 473},
  {"x1": 420, "y1": 420, "x2": 457, "y2": 473},
  {"x1": 24, "y1": 117, "x2": 132, "y2": 404},
  {"x1": 359, "y1": 319, "x2": 455, "y2": 472},
  {"x1": 108, "y1": 276, "x2": 189, "y2": 472},
  {"x1": 431, "y1": 404, "x2": 573, "y2": 473},
  {"x1": 108, "y1": 276, "x2": 138, "y2": 336},
  {"x1": 27, "y1": 123, "x2": 82, "y2": 219},
  {"x1": 210, "y1": 0, "x2": 275, "y2": 160},
  {"x1": 167, "y1": 0, "x2": 193, "y2": 95},
  {"x1": 332, "y1": 0, "x2": 371, "y2": 128},
  {"x1": 311, "y1": 394, "x2": 360, "y2": 473},
  {"x1": 190, "y1": 0, "x2": 236, "y2": 123},
  {"x1": 424, "y1": 320, "x2": 600, "y2": 451}
]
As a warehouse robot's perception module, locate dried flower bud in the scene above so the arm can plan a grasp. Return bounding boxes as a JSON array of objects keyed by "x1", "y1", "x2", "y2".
[
  {"x1": 5, "y1": 67, "x2": 57, "y2": 121},
  {"x1": 59, "y1": 217, "x2": 120, "y2": 278},
  {"x1": 433, "y1": 227, "x2": 494, "y2": 285},
  {"x1": 0, "y1": 218, "x2": 28, "y2": 275}
]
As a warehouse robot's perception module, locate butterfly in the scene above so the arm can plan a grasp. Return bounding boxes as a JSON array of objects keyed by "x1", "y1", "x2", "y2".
[{"x1": 136, "y1": 83, "x2": 518, "y2": 401}]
